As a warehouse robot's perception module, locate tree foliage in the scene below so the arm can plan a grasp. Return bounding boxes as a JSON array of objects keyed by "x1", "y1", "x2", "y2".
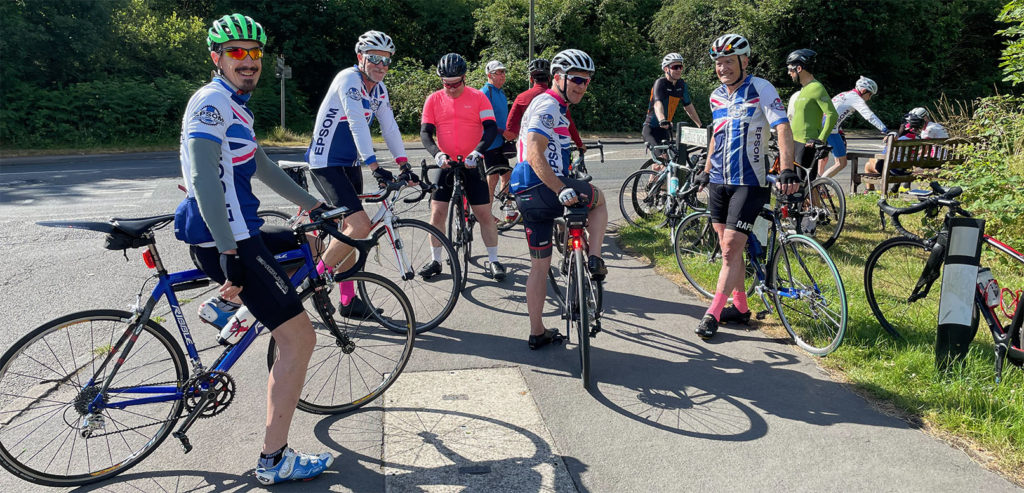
[{"x1": 998, "y1": 0, "x2": 1024, "y2": 85}]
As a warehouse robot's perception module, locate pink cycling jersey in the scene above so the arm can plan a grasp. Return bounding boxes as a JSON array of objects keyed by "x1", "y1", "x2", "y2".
[{"x1": 421, "y1": 87, "x2": 496, "y2": 158}]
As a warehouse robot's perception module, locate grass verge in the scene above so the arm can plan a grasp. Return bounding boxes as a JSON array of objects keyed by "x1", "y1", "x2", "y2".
[{"x1": 617, "y1": 192, "x2": 1024, "y2": 485}]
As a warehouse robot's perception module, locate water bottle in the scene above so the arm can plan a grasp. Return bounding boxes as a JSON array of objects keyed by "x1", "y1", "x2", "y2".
[
  {"x1": 217, "y1": 306, "x2": 254, "y2": 346},
  {"x1": 502, "y1": 202, "x2": 516, "y2": 221},
  {"x1": 751, "y1": 205, "x2": 772, "y2": 246},
  {"x1": 668, "y1": 174, "x2": 679, "y2": 195}
]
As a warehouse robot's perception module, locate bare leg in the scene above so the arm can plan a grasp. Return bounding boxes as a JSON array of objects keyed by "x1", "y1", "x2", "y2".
[
  {"x1": 320, "y1": 211, "x2": 372, "y2": 271},
  {"x1": 712, "y1": 224, "x2": 749, "y2": 297},
  {"x1": 822, "y1": 155, "x2": 847, "y2": 179},
  {"x1": 429, "y1": 200, "x2": 448, "y2": 247},
  {"x1": 526, "y1": 255, "x2": 553, "y2": 335},
  {"x1": 585, "y1": 188, "x2": 608, "y2": 256},
  {"x1": 263, "y1": 312, "x2": 316, "y2": 453}
]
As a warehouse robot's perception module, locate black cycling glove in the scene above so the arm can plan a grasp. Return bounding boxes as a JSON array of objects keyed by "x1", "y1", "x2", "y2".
[
  {"x1": 372, "y1": 166, "x2": 395, "y2": 185},
  {"x1": 308, "y1": 203, "x2": 334, "y2": 223},
  {"x1": 219, "y1": 253, "x2": 245, "y2": 288},
  {"x1": 694, "y1": 171, "x2": 710, "y2": 189},
  {"x1": 778, "y1": 168, "x2": 800, "y2": 186}
]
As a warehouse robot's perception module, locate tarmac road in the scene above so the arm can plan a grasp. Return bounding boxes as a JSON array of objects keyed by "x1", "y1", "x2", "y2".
[{"x1": 0, "y1": 138, "x2": 1015, "y2": 492}]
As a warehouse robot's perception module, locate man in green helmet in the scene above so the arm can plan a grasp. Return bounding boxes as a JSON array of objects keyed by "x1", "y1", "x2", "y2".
[
  {"x1": 786, "y1": 49, "x2": 838, "y2": 181},
  {"x1": 173, "y1": 13, "x2": 334, "y2": 484}
]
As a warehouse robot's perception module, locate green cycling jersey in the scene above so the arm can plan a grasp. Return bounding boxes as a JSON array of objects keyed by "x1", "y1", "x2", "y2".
[{"x1": 789, "y1": 80, "x2": 838, "y2": 144}]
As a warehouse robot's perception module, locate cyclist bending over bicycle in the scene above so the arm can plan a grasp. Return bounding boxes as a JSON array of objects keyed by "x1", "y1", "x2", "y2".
[
  {"x1": 421, "y1": 53, "x2": 506, "y2": 281},
  {"x1": 172, "y1": 14, "x2": 334, "y2": 484},
  {"x1": 510, "y1": 49, "x2": 609, "y2": 349},
  {"x1": 692, "y1": 34, "x2": 798, "y2": 340}
]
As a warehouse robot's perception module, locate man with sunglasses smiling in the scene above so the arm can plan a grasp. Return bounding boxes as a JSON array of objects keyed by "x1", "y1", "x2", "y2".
[
  {"x1": 420, "y1": 53, "x2": 505, "y2": 282},
  {"x1": 173, "y1": 13, "x2": 334, "y2": 484},
  {"x1": 509, "y1": 49, "x2": 609, "y2": 350},
  {"x1": 304, "y1": 30, "x2": 412, "y2": 317},
  {"x1": 643, "y1": 52, "x2": 702, "y2": 161}
]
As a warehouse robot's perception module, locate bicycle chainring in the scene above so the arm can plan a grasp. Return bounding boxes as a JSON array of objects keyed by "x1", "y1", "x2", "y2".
[{"x1": 184, "y1": 370, "x2": 236, "y2": 418}]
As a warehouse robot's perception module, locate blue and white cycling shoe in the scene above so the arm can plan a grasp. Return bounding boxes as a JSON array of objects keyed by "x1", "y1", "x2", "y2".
[
  {"x1": 254, "y1": 448, "x2": 335, "y2": 485},
  {"x1": 197, "y1": 296, "x2": 240, "y2": 329}
]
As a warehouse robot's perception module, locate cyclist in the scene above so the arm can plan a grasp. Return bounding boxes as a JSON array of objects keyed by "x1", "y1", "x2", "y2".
[
  {"x1": 480, "y1": 60, "x2": 512, "y2": 208},
  {"x1": 910, "y1": 107, "x2": 950, "y2": 139},
  {"x1": 693, "y1": 34, "x2": 798, "y2": 340},
  {"x1": 643, "y1": 52, "x2": 703, "y2": 162},
  {"x1": 506, "y1": 58, "x2": 586, "y2": 154},
  {"x1": 420, "y1": 53, "x2": 506, "y2": 281},
  {"x1": 818, "y1": 76, "x2": 889, "y2": 178},
  {"x1": 862, "y1": 112, "x2": 926, "y2": 191},
  {"x1": 172, "y1": 13, "x2": 334, "y2": 484},
  {"x1": 786, "y1": 49, "x2": 838, "y2": 181},
  {"x1": 510, "y1": 49, "x2": 609, "y2": 349},
  {"x1": 303, "y1": 30, "x2": 412, "y2": 317}
]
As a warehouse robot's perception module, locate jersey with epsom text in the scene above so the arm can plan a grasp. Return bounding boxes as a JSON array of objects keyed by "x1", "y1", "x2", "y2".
[
  {"x1": 708, "y1": 75, "x2": 788, "y2": 188},
  {"x1": 509, "y1": 90, "x2": 573, "y2": 192},
  {"x1": 305, "y1": 66, "x2": 406, "y2": 168}
]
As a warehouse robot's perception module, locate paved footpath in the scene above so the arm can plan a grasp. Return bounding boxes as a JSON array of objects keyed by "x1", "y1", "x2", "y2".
[{"x1": 0, "y1": 142, "x2": 1017, "y2": 492}]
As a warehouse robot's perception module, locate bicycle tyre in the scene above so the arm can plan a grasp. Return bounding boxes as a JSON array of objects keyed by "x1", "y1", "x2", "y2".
[
  {"x1": 794, "y1": 177, "x2": 846, "y2": 249},
  {"x1": 619, "y1": 169, "x2": 665, "y2": 226},
  {"x1": 864, "y1": 236, "x2": 979, "y2": 340},
  {"x1": 447, "y1": 197, "x2": 470, "y2": 292},
  {"x1": 0, "y1": 310, "x2": 187, "y2": 486},
  {"x1": 568, "y1": 250, "x2": 592, "y2": 390},
  {"x1": 257, "y1": 209, "x2": 295, "y2": 227},
  {"x1": 267, "y1": 272, "x2": 415, "y2": 414},
  {"x1": 769, "y1": 235, "x2": 847, "y2": 356},
  {"x1": 672, "y1": 212, "x2": 755, "y2": 299},
  {"x1": 364, "y1": 218, "x2": 460, "y2": 334}
]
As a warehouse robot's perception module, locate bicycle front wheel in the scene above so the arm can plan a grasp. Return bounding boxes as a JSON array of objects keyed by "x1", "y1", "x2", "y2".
[
  {"x1": 447, "y1": 198, "x2": 470, "y2": 292},
  {"x1": 268, "y1": 273, "x2": 415, "y2": 414},
  {"x1": 568, "y1": 250, "x2": 592, "y2": 390},
  {"x1": 864, "y1": 237, "x2": 978, "y2": 340},
  {"x1": 365, "y1": 219, "x2": 460, "y2": 334},
  {"x1": 795, "y1": 177, "x2": 846, "y2": 249},
  {"x1": 769, "y1": 235, "x2": 847, "y2": 356},
  {"x1": 673, "y1": 212, "x2": 755, "y2": 299},
  {"x1": 0, "y1": 310, "x2": 187, "y2": 486},
  {"x1": 619, "y1": 169, "x2": 665, "y2": 226}
]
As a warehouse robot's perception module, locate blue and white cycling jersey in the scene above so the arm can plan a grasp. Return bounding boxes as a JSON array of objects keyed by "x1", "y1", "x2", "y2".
[
  {"x1": 176, "y1": 77, "x2": 262, "y2": 247},
  {"x1": 509, "y1": 90, "x2": 573, "y2": 193},
  {"x1": 305, "y1": 66, "x2": 406, "y2": 168},
  {"x1": 709, "y1": 75, "x2": 788, "y2": 188}
]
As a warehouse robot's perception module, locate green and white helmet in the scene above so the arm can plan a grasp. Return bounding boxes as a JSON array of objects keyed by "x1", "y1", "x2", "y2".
[{"x1": 207, "y1": 14, "x2": 267, "y2": 51}]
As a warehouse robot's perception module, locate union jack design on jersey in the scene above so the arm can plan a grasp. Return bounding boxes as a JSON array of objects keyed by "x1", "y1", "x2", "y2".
[{"x1": 708, "y1": 75, "x2": 788, "y2": 187}]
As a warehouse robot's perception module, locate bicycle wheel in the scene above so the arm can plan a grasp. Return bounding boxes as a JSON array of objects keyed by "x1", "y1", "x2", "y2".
[
  {"x1": 794, "y1": 177, "x2": 846, "y2": 249},
  {"x1": 258, "y1": 209, "x2": 298, "y2": 228},
  {"x1": 619, "y1": 169, "x2": 666, "y2": 226},
  {"x1": 491, "y1": 182, "x2": 522, "y2": 232},
  {"x1": 447, "y1": 197, "x2": 470, "y2": 292},
  {"x1": 364, "y1": 219, "x2": 460, "y2": 334},
  {"x1": 769, "y1": 235, "x2": 847, "y2": 356},
  {"x1": 268, "y1": 272, "x2": 415, "y2": 414},
  {"x1": 673, "y1": 212, "x2": 755, "y2": 299},
  {"x1": 0, "y1": 310, "x2": 187, "y2": 486},
  {"x1": 567, "y1": 249, "x2": 592, "y2": 390},
  {"x1": 864, "y1": 237, "x2": 978, "y2": 340}
]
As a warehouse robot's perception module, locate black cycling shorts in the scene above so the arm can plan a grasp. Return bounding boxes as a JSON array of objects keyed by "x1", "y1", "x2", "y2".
[
  {"x1": 482, "y1": 147, "x2": 511, "y2": 176},
  {"x1": 707, "y1": 183, "x2": 770, "y2": 236},
  {"x1": 309, "y1": 166, "x2": 364, "y2": 214},
  {"x1": 515, "y1": 178, "x2": 597, "y2": 259},
  {"x1": 432, "y1": 167, "x2": 491, "y2": 206},
  {"x1": 189, "y1": 232, "x2": 304, "y2": 331},
  {"x1": 792, "y1": 143, "x2": 820, "y2": 182},
  {"x1": 642, "y1": 124, "x2": 672, "y2": 151}
]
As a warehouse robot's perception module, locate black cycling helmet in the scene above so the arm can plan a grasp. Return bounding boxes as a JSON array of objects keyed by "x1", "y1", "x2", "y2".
[
  {"x1": 437, "y1": 53, "x2": 467, "y2": 78},
  {"x1": 786, "y1": 49, "x2": 816, "y2": 69},
  {"x1": 528, "y1": 58, "x2": 550, "y2": 75},
  {"x1": 903, "y1": 112, "x2": 926, "y2": 131}
]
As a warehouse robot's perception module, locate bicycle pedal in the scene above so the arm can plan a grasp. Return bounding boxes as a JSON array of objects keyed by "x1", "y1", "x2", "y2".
[
  {"x1": 173, "y1": 432, "x2": 193, "y2": 454},
  {"x1": 756, "y1": 310, "x2": 769, "y2": 320}
]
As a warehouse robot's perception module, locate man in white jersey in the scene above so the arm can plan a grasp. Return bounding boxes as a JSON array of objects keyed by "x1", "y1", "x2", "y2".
[
  {"x1": 817, "y1": 76, "x2": 889, "y2": 178},
  {"x1": 692, "y1": 34, "x2": 798, "y2": 340},
  {"x1": 305, "y1": 30, "x2": 413, "y2": 316},
  {"x1": 510, "y1": 49, "x2": 609, "y2": 349},
  {"x1": 172, "y1": 14, "x2": 333, "y2": 484},
  {"x1": 909, "y1": 107, "x2": 950, "y2": 139}
]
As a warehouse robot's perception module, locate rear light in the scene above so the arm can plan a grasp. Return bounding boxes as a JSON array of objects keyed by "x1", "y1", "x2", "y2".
[
  {"x1": 570, "y1": 229, "x2": 583, "y2": 250},
  {"x1": 781, "y1": 205, "x2": 790, "y2": 218},
  {"x1": 142, "y1": 251, "x2": 156, "y2": 269}
]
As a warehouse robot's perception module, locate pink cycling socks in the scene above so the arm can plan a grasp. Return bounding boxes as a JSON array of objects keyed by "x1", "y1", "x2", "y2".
[
  {"x1": 339, "y1": 281, "x2": 356, "y2": 306},
  {"x1": 732, "y1": 290, "x2": 749, "y2": 313},
  {"x1": 706, "y1": 292, "x2": 728, "y2": 321}
]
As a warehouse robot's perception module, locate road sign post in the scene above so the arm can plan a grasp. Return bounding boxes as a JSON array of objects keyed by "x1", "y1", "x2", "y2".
[{"x1": 275, "y1": 55, "x2": 292, "y2": 129}]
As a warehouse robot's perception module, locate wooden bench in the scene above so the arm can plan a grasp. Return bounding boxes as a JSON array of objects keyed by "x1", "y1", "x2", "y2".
[{"x1": 856, "y1": 136, "x2": 968, "y2": 194}]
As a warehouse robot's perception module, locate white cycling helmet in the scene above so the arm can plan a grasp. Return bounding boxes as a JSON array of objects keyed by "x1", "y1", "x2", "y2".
[
  {"x1": 855, "y1": 76, "x2": 878, "y2": 95},
  {"x1": 355, "y1": 30, "x2": 395, "y2": 54},
  {"x1": 551, "y1": 49, "x2": 595, "y2": 75},
  {"x1": 661, "y1": 52, "x2": 684, "y2": 69},
  {"x1": 909, "y1": 107, "x2": 929, "y2": 119},
  {"x1": 709, "y1": 34, "x2": 750, "y2": 60}
]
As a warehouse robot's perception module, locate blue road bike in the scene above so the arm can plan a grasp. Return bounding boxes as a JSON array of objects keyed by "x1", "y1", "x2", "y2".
[{"x1": 0, "y1": 208, "x2": 415, "y2": 486}]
